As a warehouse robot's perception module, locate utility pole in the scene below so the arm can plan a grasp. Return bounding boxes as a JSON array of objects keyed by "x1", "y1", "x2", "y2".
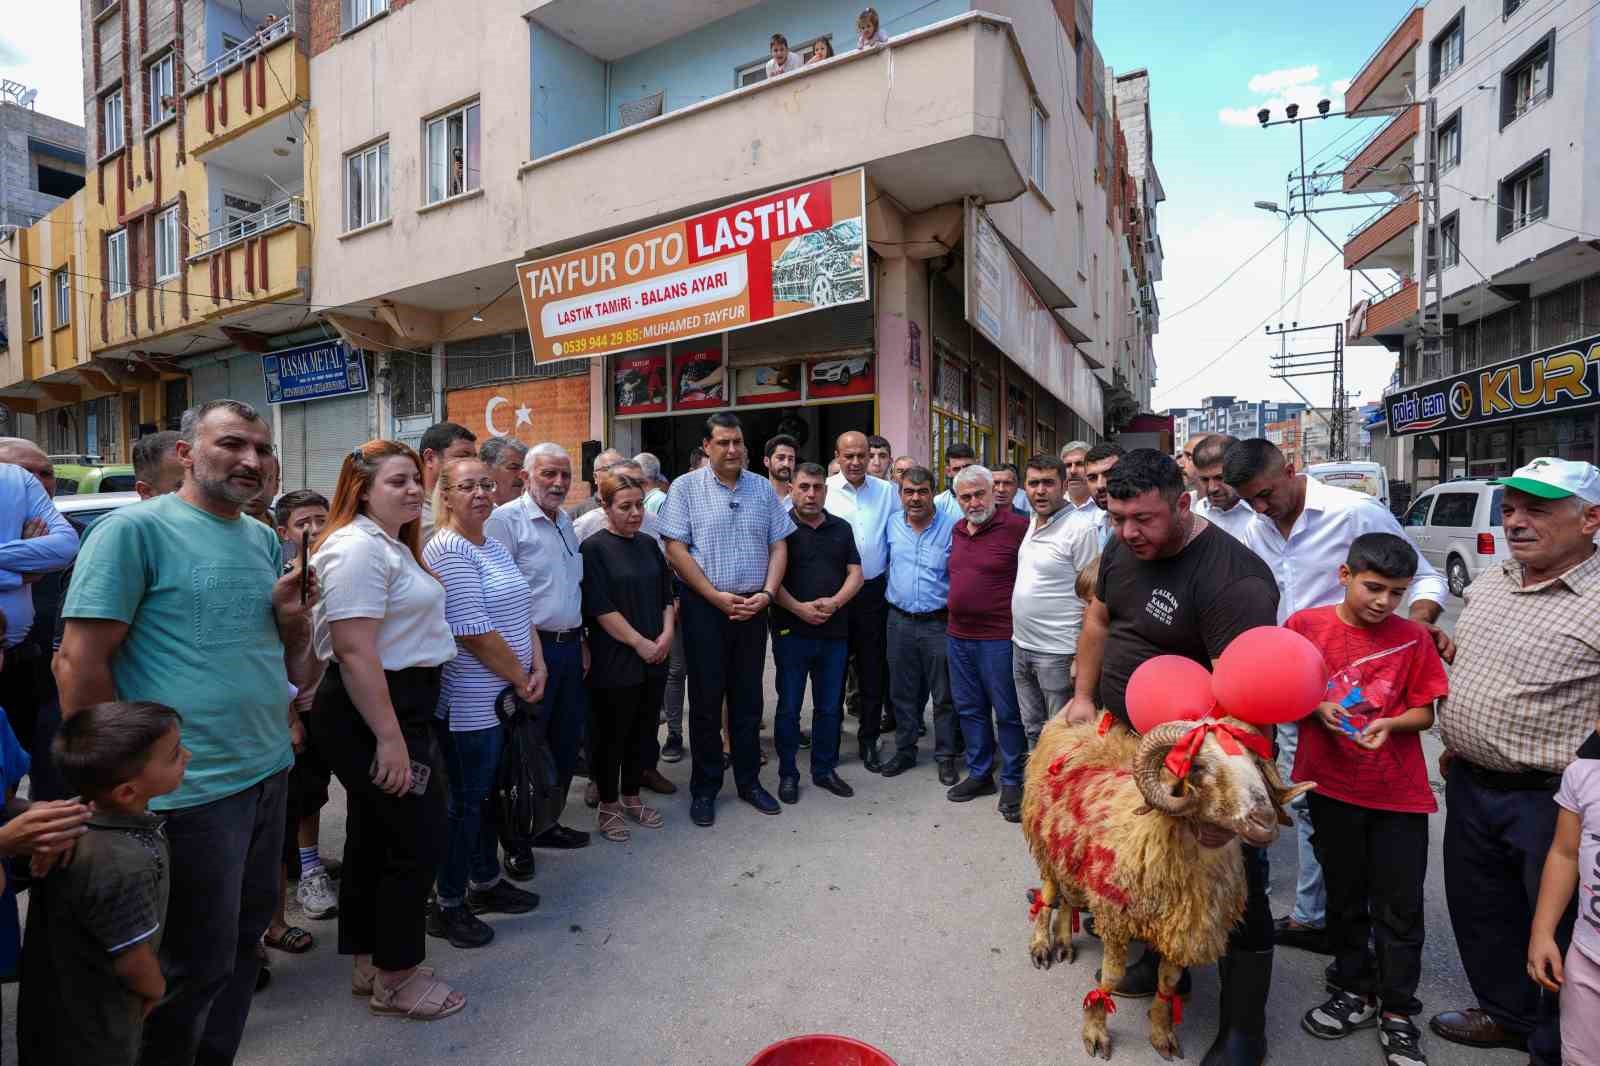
[
  {"x1": 1267, "y1": 321, "x2": 1347, "y2": 461},
  {"x1": 1418, "y1": 97, "x2": 1444, "y2": 378}
]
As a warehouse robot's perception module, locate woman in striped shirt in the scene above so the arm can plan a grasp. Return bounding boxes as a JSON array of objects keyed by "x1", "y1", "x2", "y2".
[{"x1": 422, "y1": 458, "x2": 546, "y2": 948}]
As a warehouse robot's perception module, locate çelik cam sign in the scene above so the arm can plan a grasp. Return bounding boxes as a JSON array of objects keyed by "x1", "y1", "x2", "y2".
[
  {"x1": 515, "y1": 170, "x2": 867, "y2": 363},
  {"x1": 262, "y1": 340, "x2": 368, "y2": 405},
  {"x1": 1386, "y1": 331, "x2": 1600, "y2": 436}
]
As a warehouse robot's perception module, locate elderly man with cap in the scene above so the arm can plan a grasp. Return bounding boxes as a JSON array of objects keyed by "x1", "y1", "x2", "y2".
[{"x1": 1427, "y1": 458, "x2": 1600, "y2": 1066}]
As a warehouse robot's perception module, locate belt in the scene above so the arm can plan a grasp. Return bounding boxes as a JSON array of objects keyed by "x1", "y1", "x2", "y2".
[
  {"x1": 538, "y1": 627, "x2": 584, "y2": 644},
  {"x1": 1459, "y1": 759, "x2": 1561, "y2": 792},
  {"x1": 890, "y1": 605, "x2": 947, "y2": 622}
]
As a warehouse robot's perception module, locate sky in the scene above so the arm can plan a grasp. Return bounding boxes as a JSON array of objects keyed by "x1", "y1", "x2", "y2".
[{"x1": 3, "y1": 0, "x2": 1415, "y2": 416}]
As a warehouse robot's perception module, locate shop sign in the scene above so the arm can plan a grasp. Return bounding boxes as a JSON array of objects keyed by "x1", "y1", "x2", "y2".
[
  {"x1": 806, "y1": 354, "x2": 874, "y2": 399},
  {"x1": 672, "y1": 348, "x2": 727, "y2": 410},
  {"x1": 613, "y1": 352, "x2": 669, "y2": 415},
  {"x1": 516, "y1": 170, "x2": 868, "y2": 363},
  {"x1": 262, "y1": 340, "x2": 367, "y2": 405},
  {"x1": 1385, "y1": 332, "x2": 1600, "y2": 436},
  {"x1": 735, "y1": 364, "x2": 802, "y2": 405}
]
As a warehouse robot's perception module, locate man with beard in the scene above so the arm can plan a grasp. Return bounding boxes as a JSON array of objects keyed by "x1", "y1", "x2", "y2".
[
  {"x1": 1083, "y1": 442, "x2": 1125, "y2": 549},
  {"x1": 52, "y1": 399, "x2": 319, "y2": 1064},
  {"x1": 1178, "y1": 431, "x2": 1210, "y2": 496},
  {"x1": 1059, "y1": 441, "x2": 1099, "y2": 516},
  {"x1": 1190, "y1": 434, "x2": 1257, "y2": 541},
  {"x1": 480, "y1": 436, "x2": 530, "y2": 506},
  {"x1": 1066, "y1": 448, "x2": 1281, "y2": 1062},
  {"x1": 764, "y1": 434, "x2": 798, "y2": 509}
]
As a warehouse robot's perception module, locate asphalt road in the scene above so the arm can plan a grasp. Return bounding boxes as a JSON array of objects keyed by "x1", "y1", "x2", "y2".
[{"x1": 12, "y1": 591, "x2": 1528, "y2": 1066}]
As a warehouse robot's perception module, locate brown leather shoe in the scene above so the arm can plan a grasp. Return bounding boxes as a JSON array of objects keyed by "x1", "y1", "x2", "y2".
[
  {"x1": 1428, "y1": 1008, "x2": 1528, "y2": 1050},
  {"x1": 641, "y1": 769, "x2": 678, "y2": 795}
]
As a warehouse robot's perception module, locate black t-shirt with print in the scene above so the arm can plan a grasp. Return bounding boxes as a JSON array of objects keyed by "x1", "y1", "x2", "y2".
[{"x1": 1095, "y1": 522, "x2": 1280, "y2": 726}]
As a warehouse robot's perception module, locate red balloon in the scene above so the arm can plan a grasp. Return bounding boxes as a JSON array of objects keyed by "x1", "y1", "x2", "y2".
[
  {"x1": 1126, "y1": 655, "x2": 1217, "y2": 734},
  {"x1": 1211, "y1": 626, "x2": 1329, "y2": 726}
]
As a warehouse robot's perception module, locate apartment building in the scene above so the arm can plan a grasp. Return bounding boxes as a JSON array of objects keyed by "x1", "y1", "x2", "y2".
[
  {"x1": 1166, "y1": 396, "x2": 1306, "y2": 443},
  {"x1": 302, "y1": 0, "x2": 1164, "y2": 482},
  {"x1": 1342, "y1": 0, "x2": 1600, "y2": 491}
]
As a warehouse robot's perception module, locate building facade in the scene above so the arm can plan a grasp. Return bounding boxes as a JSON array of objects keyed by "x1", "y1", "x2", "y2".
[{"x1": 1343, "y1": 0, "x2": 1600, "y2": 491}]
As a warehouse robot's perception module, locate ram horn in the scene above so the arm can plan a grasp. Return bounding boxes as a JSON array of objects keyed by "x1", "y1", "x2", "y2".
[{"x1": 1133, "y1": 720, "x2": 1202, "y2": 815}]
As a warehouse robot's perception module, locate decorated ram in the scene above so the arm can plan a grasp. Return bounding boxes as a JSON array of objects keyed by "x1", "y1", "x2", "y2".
[{"x1": 1021, "y1": 712, "x2": 1312, "y2": 1061}]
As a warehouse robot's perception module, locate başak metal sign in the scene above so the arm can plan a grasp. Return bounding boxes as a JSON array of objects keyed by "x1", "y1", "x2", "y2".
[{"x1": 1385, "y1": 331, "x2": 1600, "y2": 436}]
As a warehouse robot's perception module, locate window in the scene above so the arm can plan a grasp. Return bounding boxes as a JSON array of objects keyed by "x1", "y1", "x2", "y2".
[
  {"x1": 735, "y1": 37, "x2": 828, "y2": 88},
  {"x1": 107, "y1": 229, "x2": 129, "y2": 297},
  {"x1": 345, "y1": 140, "x2": 390, "y2": 231},
  {"x1": 1430, "y1": 13, "x2": 1464, "y2": 88},
  {"x1": 154, "y1": 205, "x2": 180, "y2": 281},
  {"x1": 29, "y1": 285, "x2": 43, "y2": 338},
  {"x1": 424, "y1": 101, "x2": 480, "y2": 204},
  {"x1": 1430, "y1": 492, "x2": 1478, "y2": 527},
  {"x1": 343, "y1": 0, "x2": 387, "y2": 31},
  {"x1": 1504, "y1": 0, "x2": 1526, "y2": 16},
  {"x1": 1497, "y1": 153, "x2": 1548, "y2": 239},
  {"x1": 53, "y1": 270, "x2": 69, "y2": 327},
  {"x1": 220, "y1": 32, "x2": 244, "y2": 52},
  {"x1": 1029, "y1": 104, "x2": 1047, "y2": 189},
  {"x1": 1428, "y1": 212, "x2": 1460, "y2": 269},
  {"x1": 102, "y1": 88, "x2": 124, "y2": 153},
  {"x1": 1436, "y1": 111, "x2": 1460, "y2": 174},
  {"x1": 1501, "y1": 33, "x2": 1554, "y2": 127},
  {"x1": 148, "y1": 52, "x2": 175, "y2": 126}
]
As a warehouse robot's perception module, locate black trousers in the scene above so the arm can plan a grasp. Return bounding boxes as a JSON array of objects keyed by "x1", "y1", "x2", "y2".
[
  {"x1": 681, "y1": 590, "x2": 768, "y2": 800},
  {"x1": 309, "y1": 663, "x2": 446, "y2": 972},
  {"x1": 1230, "y1": 842, "x2": 1274, "y2": 952},
  {"x1": 846, "y1": 575, "x2": 889, "y2": 744},
  {"x1": 1308, "y1": 792, "x2": 1428, "y2": 1014},
  {"x1": 589, "y1": 676, "x2": 665, "y2": 803},
  {"x1": 1443, "y1": 764, "x2": 1574, "y2": 1066}
]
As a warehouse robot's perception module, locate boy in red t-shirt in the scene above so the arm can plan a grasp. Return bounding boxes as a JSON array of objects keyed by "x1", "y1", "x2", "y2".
[{"x1": 1287, "y1": 532, "x2": 1449, "y2": 1066}]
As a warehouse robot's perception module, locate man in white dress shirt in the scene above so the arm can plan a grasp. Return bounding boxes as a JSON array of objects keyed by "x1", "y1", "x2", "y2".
[
  {"x1": 1190, "y1": 434, "x2": 1258, "y2": 541},
  {"x1": 485, "y1": 441, "x2": 592, "y2": 865},
  {"x1": 1082, "y1": 442, "x2": 1125, "y2": 549},
  {"x1": 1059, "y1": 440, "x2": 1100, "y2": 517},
  {"x1": 1223, "y1": 437, "x2": 1449, "y2": 955}
]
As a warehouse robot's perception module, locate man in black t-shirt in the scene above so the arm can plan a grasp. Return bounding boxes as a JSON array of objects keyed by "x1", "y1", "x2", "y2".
[
  {"x1": 771, "y1": 463, "x2": 864, "y2": 804},
  {"x1": 1066, "y1": 449, "x2": 1280, "y2": 1066}
]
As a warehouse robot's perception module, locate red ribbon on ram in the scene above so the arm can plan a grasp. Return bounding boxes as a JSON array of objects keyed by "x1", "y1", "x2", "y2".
[
  {"x1": 1083, "y1": 988, "x2": 1117, "y2": 1014},
  {"x1": 1028, "y1": 890, "x2": 1048, "y2": 921},
  {"x1": 1162, "y1": 720, "x2": 1273, "y2": 781},
  {"x1": 1070, "y1": 907, "x2": 1081, "y2": 933},
  {"x1": 1158, "y1": 989, "x2": 1183, "y2": 1025}
]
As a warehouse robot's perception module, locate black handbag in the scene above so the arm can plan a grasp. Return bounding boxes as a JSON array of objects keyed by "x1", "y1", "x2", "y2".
[{"x1": 492, "y1": 686, "x2": 563, "y2": 850}]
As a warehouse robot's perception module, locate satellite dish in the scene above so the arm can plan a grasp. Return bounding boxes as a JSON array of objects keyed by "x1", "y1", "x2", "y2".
[{"x1": 18, "y1": 89, "x2": 37, "y2": 108}]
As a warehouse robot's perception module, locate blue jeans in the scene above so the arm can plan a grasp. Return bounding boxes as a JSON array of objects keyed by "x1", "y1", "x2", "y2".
[
  {"x1": 772, "y1": 633, "x2": 848, "y2": 780},
  {"x1": 433, "y1": 722, "x2": 503, "y2": 908},
  {"x1": 1277, "y1": 721, "x2": 1326, "y2": 927},
  {"x1": 947, "y1": 636, "x2": 1027, "y2": 787},
  {"x1": 538, "y1": 635, "x2": 590, "y2": 783}
]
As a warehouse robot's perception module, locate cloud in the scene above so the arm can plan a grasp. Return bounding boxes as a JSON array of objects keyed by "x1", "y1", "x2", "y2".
[{"x1": 1248, "y1": 66, "x2": 1320, "y2": 94}]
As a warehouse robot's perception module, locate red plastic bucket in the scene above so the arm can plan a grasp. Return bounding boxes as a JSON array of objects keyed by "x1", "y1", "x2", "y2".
[{"x1": 745, "y1": 1035, "x2": 897, "y2": 1066}]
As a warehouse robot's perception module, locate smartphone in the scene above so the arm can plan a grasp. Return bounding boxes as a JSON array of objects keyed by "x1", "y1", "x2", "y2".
[
  {"x1": 298, "y1": 533, "x2": 310, "y2": 604},
  {"x1": 408, "y1": 760, "x2": 431, "y2": 796}
]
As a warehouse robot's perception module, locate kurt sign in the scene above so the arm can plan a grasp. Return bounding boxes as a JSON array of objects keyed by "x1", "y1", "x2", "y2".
[
  {"x1": 1386, "y1": 331, "x2": 1600, "y2": 436},
  {"x1": 516, "y1": 170, "x2": 867, "y2": 363},
  {"x1": 262, "y1": 340, "x2": 368, "y2": 405}
]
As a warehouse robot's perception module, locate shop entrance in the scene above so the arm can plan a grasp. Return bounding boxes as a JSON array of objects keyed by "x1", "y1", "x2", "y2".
[{"x1": 639, "y1": 401, "x2": 875, "y2": 479}]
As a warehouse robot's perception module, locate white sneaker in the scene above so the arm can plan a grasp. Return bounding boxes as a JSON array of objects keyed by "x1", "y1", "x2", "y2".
[{"x1": 296, "y1": 870, "x2": 339, "y2": 920}]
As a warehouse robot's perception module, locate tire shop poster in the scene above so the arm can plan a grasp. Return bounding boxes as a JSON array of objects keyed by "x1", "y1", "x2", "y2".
[
  {"x1": 673, "y1": 349, "x2": 726, "y2": 410},
  {"x1": 613, "y1": 351, "x2": 668, "y2": 415},
  {"x1": 735, "y1": 363, "x2": 801, "y2": 405},
  {"x1": 807, "y1": 354, "x2": 874, "y2": 399},
  {"x1": 516, "y1": 169, "x2": 868, "y2": 363}
]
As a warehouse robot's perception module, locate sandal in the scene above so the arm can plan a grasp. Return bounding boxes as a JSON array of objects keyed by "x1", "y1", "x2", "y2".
[
  {"x1": 619, "y1": 795, "x2": 663, "y2": 828},
  {"x1": 263, "y1": 926, "x2": 314, "y2": 954},
  {"x1": 353, "y1": 959, "x2": 431, "y2": 997},
  {"x1": 597, "y1": 804, "x2": 630, "y2": 842},
  {"x1": 369, "y1": 968, "x2": 466, "y2": 1021}
]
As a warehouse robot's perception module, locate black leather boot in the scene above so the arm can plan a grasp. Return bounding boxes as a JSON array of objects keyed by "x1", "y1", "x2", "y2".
[{"x1": 1201, "y1": 947, "x2": 1273, "y2": 1066}]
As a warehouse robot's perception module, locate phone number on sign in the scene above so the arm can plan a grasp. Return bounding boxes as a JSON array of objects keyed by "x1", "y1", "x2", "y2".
[{"x1": 552, "y1": 327, "x2": 643, "y2": 357}]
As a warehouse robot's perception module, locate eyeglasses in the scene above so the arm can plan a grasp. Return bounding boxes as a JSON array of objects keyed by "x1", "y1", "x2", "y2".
[{"x1": 450, "y1": 479, "x2": 498, "y2": 494}]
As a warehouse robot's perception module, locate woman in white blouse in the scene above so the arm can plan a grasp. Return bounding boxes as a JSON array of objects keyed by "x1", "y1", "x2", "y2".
[
  {"x1": 421, "y1": 458, "x2": 546, "y2": 949},
  {"x1": 308, "y1": 441, "x2": 462, "y2": 1021}
]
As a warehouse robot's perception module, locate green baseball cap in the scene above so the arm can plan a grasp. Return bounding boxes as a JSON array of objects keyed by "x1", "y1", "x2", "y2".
[{"x1": 1492, "y1": 457, "x2": 1600, "y2": 504}]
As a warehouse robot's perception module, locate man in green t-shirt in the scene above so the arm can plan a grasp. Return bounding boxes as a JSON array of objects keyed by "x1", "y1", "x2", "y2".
[{"x1": 54, "y1": 399, "x2": 320, "y2": 1065}]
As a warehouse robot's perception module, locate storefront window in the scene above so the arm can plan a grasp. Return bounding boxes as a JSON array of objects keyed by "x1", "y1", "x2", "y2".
[
  {"x1": 1443, "y1": 429, "x2": 1468, "y2": 482},
  {"x1": 1515, "y1": 411, "x2": 1597, "y2": 467},
  {"x1": 1414, "y1": 432, "x2": 1441, "y2": 491},
  {"x1": 1468, "y1": 425, "x2": 1513, "y2": 479}
]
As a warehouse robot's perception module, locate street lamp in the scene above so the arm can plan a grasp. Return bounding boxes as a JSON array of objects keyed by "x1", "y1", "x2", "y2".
[
  {"x1": 1257, "y1": 108, "x2": 1270, "y2": 127},
  {"x1": 1253, "y1": 200, "x2": 1282, "y2": 214}
]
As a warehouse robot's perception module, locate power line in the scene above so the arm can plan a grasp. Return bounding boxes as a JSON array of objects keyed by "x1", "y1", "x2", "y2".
[{"x1": 1161, "y1": 220, "x2": 1290, "y2": 321}]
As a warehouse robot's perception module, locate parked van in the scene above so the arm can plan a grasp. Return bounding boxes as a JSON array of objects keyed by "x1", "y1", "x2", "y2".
[
  {"x1": 1399, "y1": 479, "x2": 1509, "y2": 597},
  {"x1": 1308, "y1": 461, "x2": 1390, "y2": 511}
]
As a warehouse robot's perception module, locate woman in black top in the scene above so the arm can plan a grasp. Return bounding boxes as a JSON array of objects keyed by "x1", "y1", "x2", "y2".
[{"x1": 581, "y1": 472, "x2": 675, "y2": 842}]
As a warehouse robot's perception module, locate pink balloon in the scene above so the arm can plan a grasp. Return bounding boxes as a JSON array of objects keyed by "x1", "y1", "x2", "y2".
[
  {"x1": 1126, "y1": 655, "x2": 1217, "y2": 734},
  {"x1": 1211, "y1": 626, "x2": 1329, "y2": 726}
]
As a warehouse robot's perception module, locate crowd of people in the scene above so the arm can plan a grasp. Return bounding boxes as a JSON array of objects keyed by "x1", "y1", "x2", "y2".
[{"x1": 0, "y1": 401, "x2": 1596, "y2": 1066}]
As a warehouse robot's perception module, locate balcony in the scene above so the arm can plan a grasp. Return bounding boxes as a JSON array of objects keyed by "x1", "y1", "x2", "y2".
[
  {"x1": 1343, "y1": 106, "x2": 1417, "y2": 193},
  {"x1": 1351, "y1": 277, "x2": 1418, "y2": 346},
  {"x1": 1344, "y1": 195, "x2": 1417, "y2": 272},
  {"x1": 1344, "y1": 6, "x2": 1422, "y2": 114},
  {"x1": 518, "y1": 13, "x2": 1035, "y2": 249},
  {"x1": 189, "y1": 197, "x2": 305, "y2": 257},
  {"x1": 185, "y1": 12, "x2": 307, "y2": 157}
]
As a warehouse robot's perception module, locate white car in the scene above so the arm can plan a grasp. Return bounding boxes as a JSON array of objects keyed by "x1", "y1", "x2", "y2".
[
  {"x1": 1308, "y1": 461, "x2": 1389, "y2": 512},
  {"x1": 54, "y1": 490, "x2": 142, "y2": 536},
  {"x1": 1399, "y1": 480, "x2": 1509, "y2": 597},
  {"x1": 810, "y1": 356, "x2": 869, "y2": 387}
]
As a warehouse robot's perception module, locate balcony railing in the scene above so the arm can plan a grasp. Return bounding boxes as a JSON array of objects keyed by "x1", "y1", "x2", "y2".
[
  {"x1": 189, "y1": 197, "x2": 305, "y2": 258},
  {"x1": 194, "y1": 12, "x2": 293, "y2": 85}
]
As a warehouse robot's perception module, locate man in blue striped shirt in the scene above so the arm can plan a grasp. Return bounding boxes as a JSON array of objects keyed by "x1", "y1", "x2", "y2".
[
  {"x1": 882, "y1": 466, "x2": 961, "y2": 784},
  {"x1": 659, "y1": 412, "x2": 795, "y2": 827}
]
